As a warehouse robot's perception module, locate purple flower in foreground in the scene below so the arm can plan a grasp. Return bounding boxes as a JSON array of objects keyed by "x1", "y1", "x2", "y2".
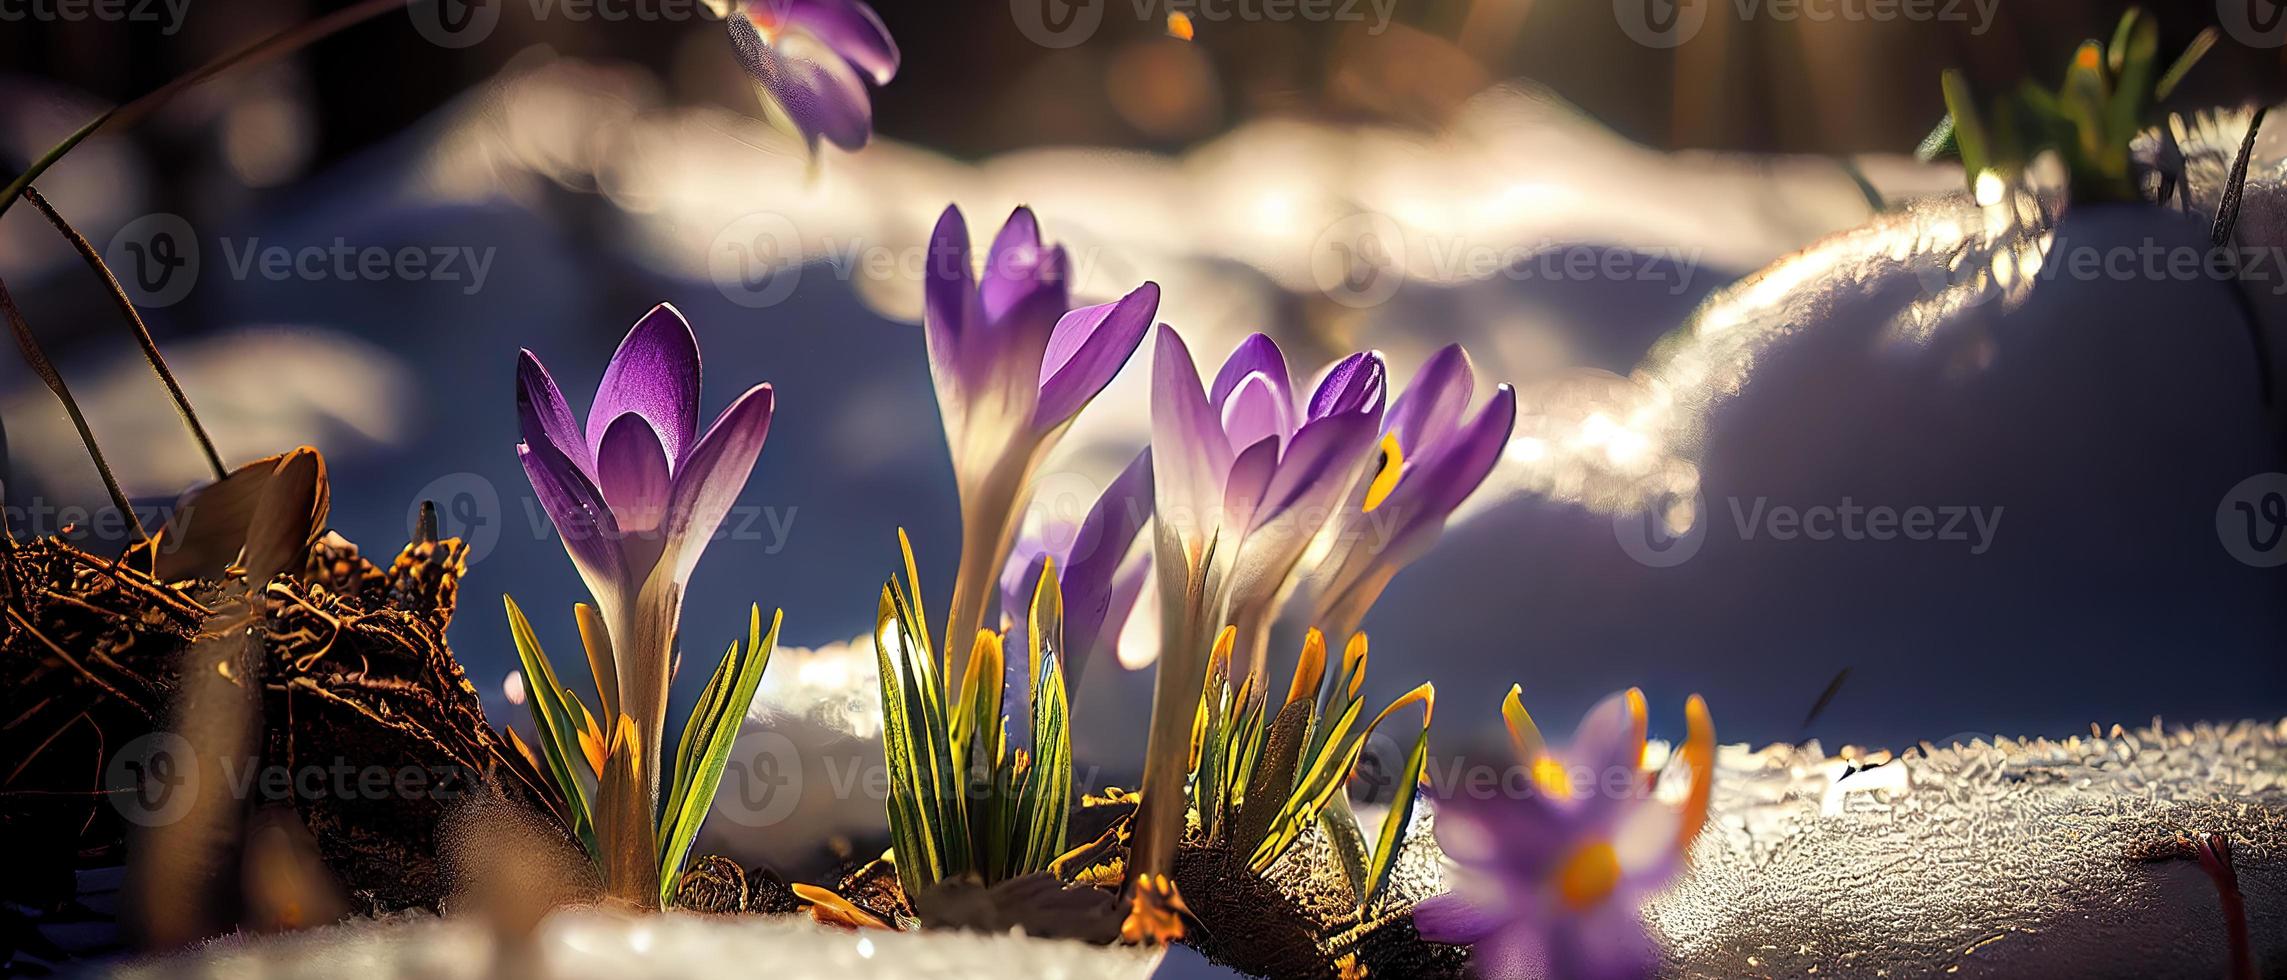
[
  {"x1": 516, "y1": 303, "x2": 774, "y2": 771},
  {"x1": 1416, "y1": 688, "x2": 1714, "y2": 980},
  {"x1": 999, "y1": 450, "x2": 1153, "y2": 685},
  {"x1": 924, "y1": 204, "x2": 1160, "y2": 668},
  {"x1": 1313, "y1": 343, "x2": 1516, "y2": 638},
  {"x1": 719, "y1": 0, "x2": 899, "y2": 152}
]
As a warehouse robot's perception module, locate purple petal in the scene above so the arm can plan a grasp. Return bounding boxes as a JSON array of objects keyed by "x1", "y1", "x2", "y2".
[
  {"x1": 1411, "y1": 893, "x2": 1506, "y2": 947},
  {"x1": 661, "y1": 384, "x2": 776, "y2": 583},
  {"x1": 595, "y1": 412, "x2": 674, "y2": 535},
  {"x1": 981, "y1": 207, "x2": 1053, "y2": 324},
  {"x1": 1001, "y1": 548, "x2": 1052, "y2": 634},
  {"x1": 1059, "y1": 453, "x2": 1154, "y2": 657},
  {"x1": 1386, "y1": 344, "x2": 1474, "y2": 452},
  {"x1": 1220, "y1": 436, "x2": 1282, "y2": 545},
  {"x1": 1254, "y1": 412, "x2": 1379, "y2": 533},
  {"x1": 587, "y1": 304, "x2": 702, "y2": 465},
  {"x1": 924, "y1": 206, "x2": 978, "y2": 392},
  {"x1": 764, "y1": 0, "x2": 899, "y2": 85},
  {"x1": 1375, "y1": 384, "x2": 1518, "y2": 563},
  {"x1": 1217, "y1": 370, "x2": 1294, "y2": 453},
  {"x1": 1307, "y1": 351, "x2": 1387, "y2": 420},
  {"x1": 727, "y1": 13, "x2": 875, "y2": 151},
  {"x1": 1150, "y1": 327, "x2": 1234, "y2": 562},
  {"x1": 517, "y1": 349, "x2": 591, "y2": 476},
  {"x1": 519, "y1": 439, "x2": 626, "y2": 592},
  {"x1": 1567, "y1": 690, "x2": 1649, "y2": 829},
  {"x1": 1547, "y1": 899, "x2": 1659, "y2": 980},
  {"x1": 1033, "y1": 281, "x2": 1160, "y2": 430},
  {"x1": 1480, "y1": 921, "x2": 1558, "y2": 980},
  {"x1": 1209, "y1": 333, "x2": 1291, "y2": 409}
]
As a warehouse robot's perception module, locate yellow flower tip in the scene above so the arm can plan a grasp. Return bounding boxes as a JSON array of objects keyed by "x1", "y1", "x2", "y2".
[
  {"x1": 1679, "y1": 694, "x2": 1716, "y2": 847},
  {"x1": 794, "y1": 883, "x2": 892, "y2": 931},
  {"x1": 1165, "y1": 11, "x2": 1194, "y2": 40},
  {"x1": 1556, "y1": 840, "x2": 1621, "y2": 910},
  {"x1": 1362, "y1": 433, "x2": 1405, "y2": 513},
  {"x1": 577, "y1": 715, "x2": 608, "y2": 777},
  {"x1": 1288, "y1": 630, "x2": 1327, "y2": 706},
  {"x1": 1502, "y1": 684, "x2": 1547, "y2": 762},
  {"x1": 1624, "y1": 687, "x2": 1649, "y2": 769}
]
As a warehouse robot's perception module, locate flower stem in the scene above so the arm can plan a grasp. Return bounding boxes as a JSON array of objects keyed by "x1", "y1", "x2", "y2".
[
  {"x1": 0, "y1": 276, "x2": 144, "y2": 540},
  {"x1": 19, "y1": 186, "x2": 226, "y2": 481}
]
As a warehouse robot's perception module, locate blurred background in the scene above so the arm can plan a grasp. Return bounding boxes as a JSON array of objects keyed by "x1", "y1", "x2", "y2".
[{"x1": 2, "y1": 0, "x2": 2285, "y2": 812}]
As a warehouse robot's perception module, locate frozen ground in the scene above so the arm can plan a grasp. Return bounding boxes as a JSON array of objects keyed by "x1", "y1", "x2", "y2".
[{"x1": 112, "y1": 719, "x2": 2284, "y2": 979}]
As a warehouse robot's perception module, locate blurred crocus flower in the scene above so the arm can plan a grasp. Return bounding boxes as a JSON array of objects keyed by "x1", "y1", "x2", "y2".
[
  {"x1": 1130, "y1": 328, "x2": 1385, "y2": 889},
  {"x1": 923, "y1": 203, "x2": 1161, "y2": 671},
  {"x1": 515, "y1": 303, "x2": 775, "y2": 787},
  {"x1": 717, "y1": 0, "x2": 900, "y2": 152},
  {"x1": 1312, "y1": 344, "x2": 1516, "y2": 638},
  {"x1": 999, "y1": 450, "x2": 1153, "y2": 686},
  {"x1": 1416, "y1": 688, "x2": 1715, "y2": 980}
]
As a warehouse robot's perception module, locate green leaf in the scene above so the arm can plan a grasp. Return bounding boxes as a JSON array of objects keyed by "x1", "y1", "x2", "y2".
[
  {"x1": 1360, "y1": 686, "x2": 1435, "y2": 910},
  {"x1": 1939, "y1": 70, "x2": 1990, "y2": 178},
  {"x1": 503, "y1": 595, "x2": 594, "y2": 851},
  {"x1": 1014, "y1": 559, "x2": 1072, "y2": 877},
  {"x1": 2156, "y1": 29, "x2": 2216, "y2": 102},
  {"x1": 1228, "y1": 698, "x2": 1310, "y2": 857},
  {"x1": 657, "y1": 606, "x2": 781, "y2": 904},
  {"x1": 875, "y1": 584, "x2": 939, "y2": 900}
]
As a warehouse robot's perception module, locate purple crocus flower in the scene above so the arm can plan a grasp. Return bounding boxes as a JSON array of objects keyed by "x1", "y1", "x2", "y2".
[
  {"x1": 1416, "y1": 688, "x2": 1715, "y2": 980},
  {"x1": 1153, "y1": 329, "x2": 1387, "y2": 677},
  {"x1": 1313, "y1": 343, "x2": 1517, "y2": 638},
  {"x1": 924, "y1": 203, "x2": 1160, "y2": 670},
  {"x1": 719, "y1": 0, "x2": 899, "y2": 152},
  {"x1": 1130, "y1": 327, "x2": 1385, "y2": 888},
  {"x1": 515, "y1": 303, "x2": 775, "y2": 784},
  {"x1": 999, "y1": 450, "x2": 1154, "y2": 686}
]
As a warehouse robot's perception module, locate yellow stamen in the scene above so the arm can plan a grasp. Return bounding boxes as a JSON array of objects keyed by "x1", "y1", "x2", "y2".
[
  {"x1": 1531, "y1": 756, "x2": 1574, "y2": 799},
  {"x1": 1555, "y1": 840, "x2": 1621, "y2": 910},
  {"x1": 1362, "y1": 433, "x2": 1404, "y2": 513},
  {"x1": 1165, "y1": 11, "x2": 1194, "y2": 40}
]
